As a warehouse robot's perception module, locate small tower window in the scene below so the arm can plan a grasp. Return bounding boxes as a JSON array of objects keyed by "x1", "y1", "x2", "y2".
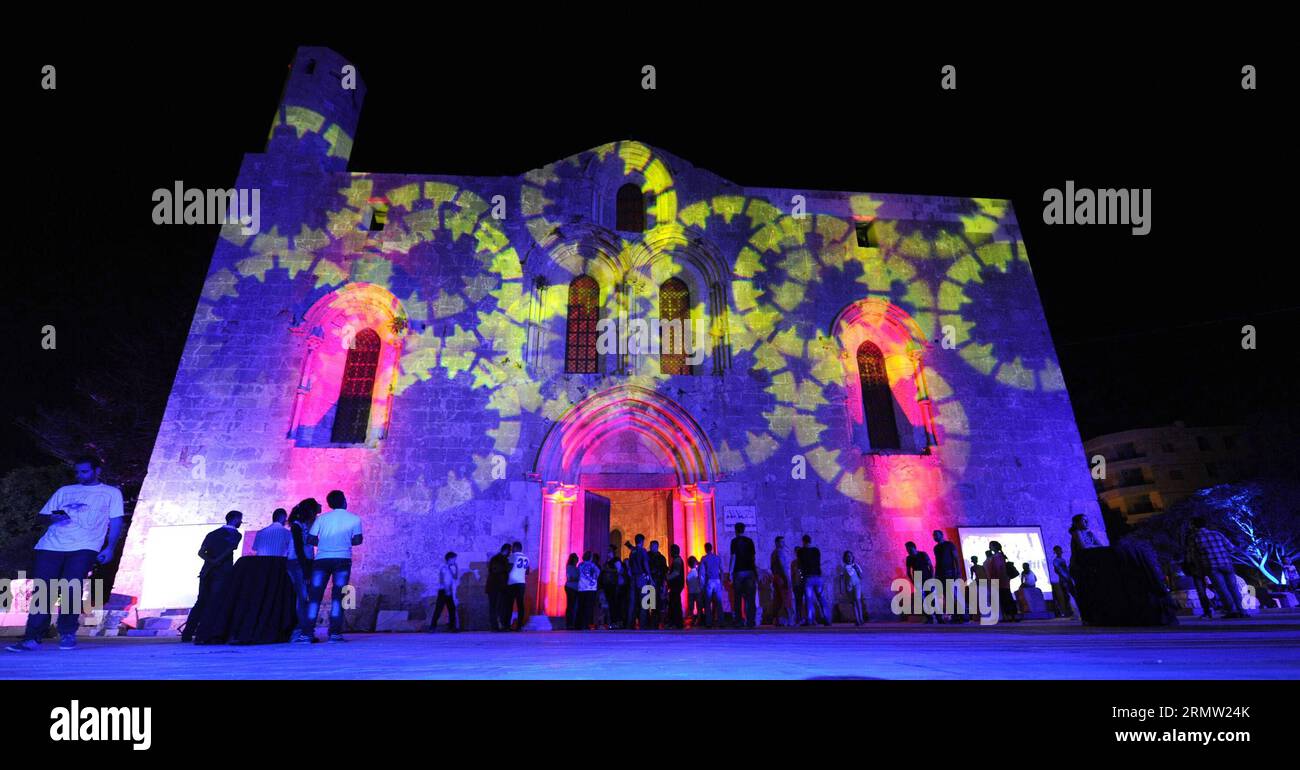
[
  {"x1": 855, "y1": 221, "x2": 877, "y2": 247},
  {"x1": 368, "y1": 201, "x2": 389, "y2": 232}
]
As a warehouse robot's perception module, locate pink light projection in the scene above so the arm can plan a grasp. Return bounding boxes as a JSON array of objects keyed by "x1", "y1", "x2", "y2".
[
  {"x1": 288, "y1": 283, "x2": 407, "y2": 447},
  {"x1": 831, "y1": 298, "x2": 938, "y2": 450}
]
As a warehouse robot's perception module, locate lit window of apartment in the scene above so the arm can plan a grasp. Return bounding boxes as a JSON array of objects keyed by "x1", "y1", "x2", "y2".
[
  {"x1": 1118, "y1": 468, "x2": 1147, "y2": 487},
  {"x1": 1128, "y1": 495, "x2": 1157, "y2": 514},
  {"x1": 1114, "y1": 442, "x2": 1141, "y2": 460}
]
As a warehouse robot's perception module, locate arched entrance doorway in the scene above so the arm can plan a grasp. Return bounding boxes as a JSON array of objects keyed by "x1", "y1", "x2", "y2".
[{"x1": 532, "y1": 385, "x2": 719, "y2": 618}]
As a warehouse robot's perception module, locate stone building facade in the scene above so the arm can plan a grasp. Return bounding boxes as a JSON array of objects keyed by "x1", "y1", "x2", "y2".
[{"x1": 115, "y1": 46, "x2": 1104, "y2": 629}]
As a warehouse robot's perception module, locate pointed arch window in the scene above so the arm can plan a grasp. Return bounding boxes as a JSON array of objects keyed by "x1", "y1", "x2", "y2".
[
  {"x1": 331, "y1": 328, "x2": 381, "y2": 444},
  {"x1": 660, "y1": 277, "x2": 691, "y2": 375},
  {"x1": 616, "y1": 183, "x2": 645, "y2": 232},
  {"x1": 857, "y1": 341, "x2": 900, "y2": 450},
  {"x1": 565, "y1": 275, "x2": 600, "y2": 373}
]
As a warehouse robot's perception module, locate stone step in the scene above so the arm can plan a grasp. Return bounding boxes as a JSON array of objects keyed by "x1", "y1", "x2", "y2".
[{"x1": 374, "y1": 609, "x2": 411, "y2": 632}]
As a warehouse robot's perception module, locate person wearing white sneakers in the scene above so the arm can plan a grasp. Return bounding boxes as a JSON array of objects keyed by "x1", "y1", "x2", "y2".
[
  {"x1": 295, "y1": 490, "x2": 363, "y2": 643},
  {"x1": 7, "y1": 456, "x2": 124, "y2": 653}
]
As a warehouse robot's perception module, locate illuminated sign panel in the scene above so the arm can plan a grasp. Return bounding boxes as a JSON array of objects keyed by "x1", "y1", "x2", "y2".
[
  {"x1": 138, "y1": 524, "x2": 241, "y2": 610},
  {"x1": 957, "y1": 525, "x2": 1052, "y2": 599}
]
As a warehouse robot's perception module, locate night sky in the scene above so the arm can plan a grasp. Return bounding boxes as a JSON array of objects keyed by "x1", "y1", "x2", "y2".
[{"x1": 5, "y1": 36, "x2": 1291, "y2": 474}]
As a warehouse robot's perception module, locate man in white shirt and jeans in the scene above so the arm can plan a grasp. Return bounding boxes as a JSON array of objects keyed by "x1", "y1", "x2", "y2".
[
  {"x1": 506, "y1": 541, "x2": 528, "y2": 631},
  {"x1": 8, "y1": 456, "x2": 124, "y2": 652},
  {"x1": 296, "y1": 490, "x2": 363, "y2": 643}
]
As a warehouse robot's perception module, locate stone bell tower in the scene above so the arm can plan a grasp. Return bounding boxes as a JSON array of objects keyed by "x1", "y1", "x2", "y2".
[{"x1": 266, "y1": 46, "x2": 367, "y2": 173}]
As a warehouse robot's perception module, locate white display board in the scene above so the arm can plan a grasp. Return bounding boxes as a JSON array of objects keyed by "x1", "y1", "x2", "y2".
[
  {"x1": 138, "y1": 523, "x2": 240, "y2": 609},
  {"x1": 957, "y1": 525, "x2": 1052, "y2": 599}
]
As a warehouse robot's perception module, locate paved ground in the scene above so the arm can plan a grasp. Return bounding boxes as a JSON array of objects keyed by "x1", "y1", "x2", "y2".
[{"x1": 5, "y1": 616, "x2": 1300, "y2": 680}]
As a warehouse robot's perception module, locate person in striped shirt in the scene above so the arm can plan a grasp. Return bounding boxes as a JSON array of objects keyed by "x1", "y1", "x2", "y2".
[
  {"x1": 251, "y1": 509, "x2": 292, "y2": 558},
  {"x1": 1188, "y1": 517, "x2": 1247, "y2": 618}
]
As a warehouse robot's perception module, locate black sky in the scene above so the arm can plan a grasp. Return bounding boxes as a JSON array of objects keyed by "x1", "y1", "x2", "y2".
[{"x1": 4, "y1": 34, "x2": 1292, "y2": 473}]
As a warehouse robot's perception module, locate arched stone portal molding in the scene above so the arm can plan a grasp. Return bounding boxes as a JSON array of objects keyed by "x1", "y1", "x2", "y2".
[
  {"x1": 532, "y1": 385, "x2": 720, "y2": 617},
  {"x1": 534, "y1": 385, "x2": 720, "y2": 486}
]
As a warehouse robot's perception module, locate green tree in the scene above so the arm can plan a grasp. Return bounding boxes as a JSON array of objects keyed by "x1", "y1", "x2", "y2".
[
  {"x1": 1131, "y1": 480, "x2": 1300, "y2": 584},
  {"x1": 0, "y1": 465, "x2": 71, "y2": 577}
]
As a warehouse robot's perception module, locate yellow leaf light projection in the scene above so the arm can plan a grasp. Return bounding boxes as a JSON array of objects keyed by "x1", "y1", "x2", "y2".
[
  {"x1": 122, "y1": 51, "x2": 1095, "y2": 624},
  {"x1": 207, "y1": 145, "x2": 1040, "y2": 558}
]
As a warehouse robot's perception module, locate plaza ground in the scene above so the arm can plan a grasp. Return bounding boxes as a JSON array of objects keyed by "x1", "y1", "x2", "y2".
[{"x1": 5, "y1": 614, "x2": 1300, "y2": 680}]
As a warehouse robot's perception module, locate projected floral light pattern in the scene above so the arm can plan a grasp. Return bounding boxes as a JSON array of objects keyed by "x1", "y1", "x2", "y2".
[
  {"x1": 667, "y1": 194, "x2": 973, "y2": 507},
  {"x1": 543, "y1": 226, "x2": 942, "y2": 499},
  {"x1": 211, "y1": 175, "x2": 534, "y2": 498},
  {"x1": 267, "y1": 105, "x2": 355, "y2": 164},
  {"x1": 676, "y1": 197, "x2": 823, "y2": 469},
  {"x1": 204, "y1": 143, "x2": 1054, "y2": 518},
  {"x1": 122, "y1": 45, "x2": 1100, "y2": 623},
  {"x1": 522, "y1": 140, "x2": 678, "y2": 248},
  {"x1": 946, "y1": 199, "x2": 1066, "y2": 392}
]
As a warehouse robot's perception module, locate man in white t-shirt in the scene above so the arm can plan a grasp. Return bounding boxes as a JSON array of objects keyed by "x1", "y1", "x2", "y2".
[
  {"x1": 7, "y1": 457, "x2": 124, "y2": 653},
  {"x1": 506, "y1": 541, "x2": 528, "y2": 631},
  {"x1": 296, "y1": 490, "x2": 363, "y2": 643}
]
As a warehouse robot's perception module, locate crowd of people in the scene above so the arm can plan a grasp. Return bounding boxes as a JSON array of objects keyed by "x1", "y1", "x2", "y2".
[
  {"x1": 467, "y1": 525, "x2": 883, "y2": 632},
  {"x1": 465, "y1": 524, "x2": 1076, "y2": 631},
  {"x1": 1063, "y1": 512, "x2": 1287, "y2": 624},
  {"x1": 177, "y1": 490, "x2": 364, "y2": 643},
  {"x1": 6, "y1": 457, "x2": 1292, "y2": 652}
]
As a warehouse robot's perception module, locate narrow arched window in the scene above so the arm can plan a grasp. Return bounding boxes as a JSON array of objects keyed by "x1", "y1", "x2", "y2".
[
  {"x1": 857, "y1": 341, "x2": 900, "y2": 450},
  {"x1": 660, "y1": 277, "x2": 691, "y2": 375},
  {"x1": 331, "y1": 328, "x2": 381, "y2": 444},
  {"x1": 616, "y1": 183, "x2": 645, "y2": 232},
  {"x1": 565, "y1": 275, "x2": 600, "y2": 373}
]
